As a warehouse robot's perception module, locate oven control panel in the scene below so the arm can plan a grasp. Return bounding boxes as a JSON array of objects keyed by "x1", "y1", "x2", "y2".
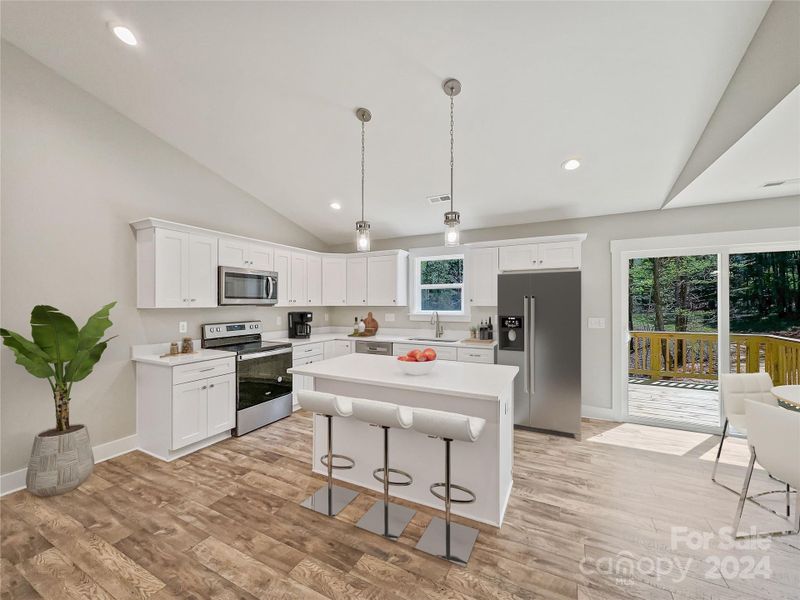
[{"x1": 203, "y1": 320, "x2": 262, "y2": 339}]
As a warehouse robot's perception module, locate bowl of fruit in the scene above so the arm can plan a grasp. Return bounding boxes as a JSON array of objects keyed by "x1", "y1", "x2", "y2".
[{"x1": 396, "y1": 347, "x2": 438, "y2": 375}]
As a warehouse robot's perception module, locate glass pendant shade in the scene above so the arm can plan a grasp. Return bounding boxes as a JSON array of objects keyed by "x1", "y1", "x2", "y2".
[
  {"x1": 444, "y1": 210, "x2": 460, "y2": 247},
  {"x1": 356, "y1": 220, "x2": 371, "y2": 252}
]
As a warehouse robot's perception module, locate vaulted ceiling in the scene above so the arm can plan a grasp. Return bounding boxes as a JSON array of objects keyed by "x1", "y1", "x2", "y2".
[{"x1": 1, "y1": 1, "x2": 776, "y2": 244}]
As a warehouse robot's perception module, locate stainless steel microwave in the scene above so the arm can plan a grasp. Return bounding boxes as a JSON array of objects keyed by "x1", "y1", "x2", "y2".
[{"x1": 218, "y1": 266, "x2": 278, "y2": 305}]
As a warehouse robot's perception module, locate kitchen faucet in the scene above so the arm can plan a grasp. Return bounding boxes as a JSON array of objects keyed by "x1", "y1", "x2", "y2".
[{"x1": 430, "y1": 311, "x2": 444, "y2": 339}]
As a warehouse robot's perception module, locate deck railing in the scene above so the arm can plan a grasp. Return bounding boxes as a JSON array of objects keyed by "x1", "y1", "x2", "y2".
[{"x1": 629, "y1": 331, "x2": 800, "y2": 385}]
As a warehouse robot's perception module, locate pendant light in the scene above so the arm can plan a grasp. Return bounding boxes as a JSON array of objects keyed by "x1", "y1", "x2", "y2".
[
  {"x1": 443, "y1": 78, "x2": 462, "y2": 247},
  {"x1": 355, "y1": 107, "x2": 372, "y2": 252}
]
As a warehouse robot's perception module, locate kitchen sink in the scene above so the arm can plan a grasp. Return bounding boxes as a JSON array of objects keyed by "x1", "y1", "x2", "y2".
[{"x1": 407, "y1": 337, "x2": 461, "y2": 344}]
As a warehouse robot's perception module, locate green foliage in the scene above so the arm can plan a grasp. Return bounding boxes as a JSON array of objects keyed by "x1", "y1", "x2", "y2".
[
  {"x1": 1, "y1": 302, "x2": 117, "y2": 395},
  {"x1": 421, "y1": 258, "x2": 463, "y2": 285},
  {"x1": 629, "y1": 251, "x2": 800, "y2": 337}
]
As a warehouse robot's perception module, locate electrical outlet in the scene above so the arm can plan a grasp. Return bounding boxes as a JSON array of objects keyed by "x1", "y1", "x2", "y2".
[
  {"x1": 276, "y1": 316, "x2": 282, "y2": 326},
  {"x1": 179, "y1": 321, "x2": 188, "y2": 334},
  {"x1": 588, "y1": 317, "x2": 606, "y2": 329},
  {"x1": 385, "y1": 313, "x2": 396, "y2": 322}
]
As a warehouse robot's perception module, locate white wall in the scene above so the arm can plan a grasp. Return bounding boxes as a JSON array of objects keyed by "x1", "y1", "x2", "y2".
[
  {"x1": 330, "y1": 195, "x2": 800, "y2": 415},
  {"x1": 0, "y1": 43, "x2": 326, "y2": 475}
]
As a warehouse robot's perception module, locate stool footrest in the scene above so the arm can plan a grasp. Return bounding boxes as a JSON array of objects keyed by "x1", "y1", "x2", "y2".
[
  {"x1": 373, "y1": 467, "x2": 413, "y2": 487},
  {"x1": 320, "y1": 453, "x2": 355, "y2": 470},
  {"x1": 430, "y1": 482, "x2": 476, "y2": 504}
]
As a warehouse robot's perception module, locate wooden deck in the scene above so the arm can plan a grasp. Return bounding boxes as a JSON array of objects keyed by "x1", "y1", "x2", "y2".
[{"x1": 628, "y1": 379, "x2": 721, "y2": 429}]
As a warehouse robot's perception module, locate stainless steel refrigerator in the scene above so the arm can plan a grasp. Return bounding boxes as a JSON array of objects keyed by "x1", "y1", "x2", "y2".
[{"x1": 497, "y1": 271, "x2": 581, "y2": 438}]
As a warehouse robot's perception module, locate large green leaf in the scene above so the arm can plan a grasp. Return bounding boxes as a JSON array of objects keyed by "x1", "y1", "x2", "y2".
[
  {"x1": 65, "y1": 341, "x2": 108, "y2": 383},
  {"x1": 77, "y1": 302, "x2": 116, "y2": 351},
  {"x1": 0, "y1": 328, "x2": 55, "y2": 379},
  {"x1": 30, "y1": 305, "x2": 79, "y2": 363}
]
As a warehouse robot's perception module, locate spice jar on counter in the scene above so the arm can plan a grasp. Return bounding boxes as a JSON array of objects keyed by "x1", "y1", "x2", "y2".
[{"x1": 181, "y1": 337, "x2": 194, "y2": 354}]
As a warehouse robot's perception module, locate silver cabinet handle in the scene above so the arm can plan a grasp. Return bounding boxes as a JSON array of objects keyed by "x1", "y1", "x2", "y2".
[
  {"x1": 201, "y1": 385, "x2": 207, "y2": 390},
  {"x1": 190, "y1": 298, "x2": 197, "y2": 302},
  {"x1": 209, "y1": 384, "x2": 215, "y2": 388}
]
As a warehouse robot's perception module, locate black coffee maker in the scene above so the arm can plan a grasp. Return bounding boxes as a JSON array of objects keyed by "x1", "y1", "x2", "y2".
[{"x1": 288, "y1": 312, "x2": 312, "y2": 339}]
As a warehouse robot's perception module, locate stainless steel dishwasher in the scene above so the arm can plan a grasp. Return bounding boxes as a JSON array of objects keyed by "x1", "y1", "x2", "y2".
[{"x1": 355, "y1": 340, "x2": 393, "y2": 356}]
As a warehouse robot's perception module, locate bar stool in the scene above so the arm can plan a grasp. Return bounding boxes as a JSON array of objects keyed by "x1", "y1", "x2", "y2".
[
  {"x1": 350, "y1": 397, "x2": 415, "y2": 540},
  {"x1": 297, "y1": 390, "x2": 358, "y2": 516},
  {"x1": 411, "y1": 407, "x2": 486, "y2": 566}
]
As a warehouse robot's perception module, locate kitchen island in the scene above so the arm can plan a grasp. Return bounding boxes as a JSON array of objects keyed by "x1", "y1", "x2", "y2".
[{"x1": 289, "y1": 353, "x2": 518, "y2": 527}]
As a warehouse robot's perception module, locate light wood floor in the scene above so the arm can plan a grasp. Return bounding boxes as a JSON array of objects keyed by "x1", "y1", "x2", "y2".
[{"x1": 2, "y1": 412, "x2": 798, "y2": 600}]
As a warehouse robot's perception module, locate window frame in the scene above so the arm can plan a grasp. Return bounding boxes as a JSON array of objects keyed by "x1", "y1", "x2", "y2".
[{"x1": 409, "y1": 251, "x2": 469, "y2": 321}]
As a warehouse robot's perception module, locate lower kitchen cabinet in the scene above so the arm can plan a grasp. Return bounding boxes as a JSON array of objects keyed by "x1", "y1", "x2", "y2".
[
  {"x1": 136, "y1": 357, "x2": 236, "y2": 460},
  {"x1": 323, "y1": 339, "x2": 353, "y2": 359},
  {"x1": 292, "y1": 344, "x2": 324, "y2": 408}
]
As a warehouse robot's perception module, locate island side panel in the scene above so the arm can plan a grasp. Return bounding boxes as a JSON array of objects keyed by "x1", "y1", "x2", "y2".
[
  {"x1": 498, "y1": 381, "x2": 514, "y2": 524},
  {"x1": 310, "y1": 377, "x2": 504, "y2": 527}
]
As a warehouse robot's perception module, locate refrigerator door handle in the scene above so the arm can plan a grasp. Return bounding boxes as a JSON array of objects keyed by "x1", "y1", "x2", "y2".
[
  {"x1": 529, "y1": 297, "x2": 535, "y2": 395},
  {"x1": 523, "y1": 296, "x2": 530, "y2": 394}
]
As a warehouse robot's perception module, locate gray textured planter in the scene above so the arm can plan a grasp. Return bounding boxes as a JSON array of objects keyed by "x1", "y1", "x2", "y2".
[{"x1": 26, "y1": 425, "x2": 94, "y2": 496}]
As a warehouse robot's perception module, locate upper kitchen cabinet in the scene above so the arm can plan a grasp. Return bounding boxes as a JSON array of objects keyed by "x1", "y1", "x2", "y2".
[
  {"x1": 468, "y1": 247, "x2": 499, "y2": 306},
  {"x1": 273, "y1": 247, "x2": 291, "y2": 306},
  {"x1": 135, "y1": 225, "x2": 218, "y2": 308},
  {"x1": 290, "y1": 252, "x2": 308, "y2": 305},
  {"x1": 218, "y1": 238, "x2": 274, "y2": 271},
  {"x1": 498, "y1": 238, "x2": 583, "y2": 272},
  {"x1": 347, "y1": 256, "x2": 368, "y2": 305},
  {"x1": 307, "y1": 254, "x2": 323, "y2": 306},
  {"x1": 367, "y1": 251, "x2": 409, "y2": 306},
  {"x1": 322, "y1": 255, "x2": 347, "y2": 305}
]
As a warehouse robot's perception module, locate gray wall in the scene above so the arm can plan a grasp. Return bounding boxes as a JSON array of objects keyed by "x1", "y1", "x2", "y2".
[
  {"x1": 330, "y1": 195, "x2": 800, "y2": 413},
  {"x1": 0, "y1": 43, "x2": 326, "y2": 475}
]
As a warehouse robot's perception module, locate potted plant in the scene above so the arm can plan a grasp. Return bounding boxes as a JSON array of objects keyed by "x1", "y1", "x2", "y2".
[{"x1": 1, "y1": 302, "x2": 116, "y2": 496}]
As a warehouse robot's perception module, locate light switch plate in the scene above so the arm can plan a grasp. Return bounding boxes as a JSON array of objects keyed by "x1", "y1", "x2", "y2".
[
  {"x1": 276, "y1": 316, "x2": 282, "y2": 326},
  {"x1": 588, "y1": 317, "x2": 606, "y2": 329},
  {"x1": 179, "y1": 321, "x2": 188, "y2": 334},
  {"x1": 385, "y1": 313, "x2": 396, "y2": 322}
]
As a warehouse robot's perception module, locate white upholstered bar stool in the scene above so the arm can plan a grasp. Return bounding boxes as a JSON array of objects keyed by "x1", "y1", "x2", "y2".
[
  {"x1": 350, "y1": 397, "x2": 416, "y2": 539},
  {"x1": 411, "y1": 407, "x2": 486, "y2": 566},
  {"x1": 297, "y1": 391, "x2": 358, "y2": 517}
]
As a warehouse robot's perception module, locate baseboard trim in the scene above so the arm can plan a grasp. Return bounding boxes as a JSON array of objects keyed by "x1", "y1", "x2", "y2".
[
  {"x1": 0, "y1": 433, "x2": 138, "y2": 497},
  {"x1": 581, "y1": 405, "x2": 617, "y2": 421}
]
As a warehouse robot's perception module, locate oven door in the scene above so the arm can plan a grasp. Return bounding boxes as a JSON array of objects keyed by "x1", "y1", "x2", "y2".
[
  {"x1": 236, "y1": 348, "x2": 293, "y2": 411},
  {"x1": 219, "y1": 267, "x2": 278, "y2": 305}
]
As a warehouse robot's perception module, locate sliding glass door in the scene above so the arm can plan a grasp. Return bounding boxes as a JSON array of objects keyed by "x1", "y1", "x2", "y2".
[{"x1": 626, "y1": 254, "x2": 721, "y2": 431}]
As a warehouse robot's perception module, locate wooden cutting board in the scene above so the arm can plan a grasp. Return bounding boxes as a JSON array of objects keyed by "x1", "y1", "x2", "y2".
[{"x1": 460, "y1": 338, "x2": 495, "y2": 345}]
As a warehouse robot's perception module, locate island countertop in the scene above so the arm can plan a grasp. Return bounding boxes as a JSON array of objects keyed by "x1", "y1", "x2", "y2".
[{"x1": 289, "y1": 353, "x2": 518, "y2": 401}]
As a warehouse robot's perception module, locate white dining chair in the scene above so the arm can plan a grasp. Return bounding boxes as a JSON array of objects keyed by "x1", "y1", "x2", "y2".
[
  {"x1": 732, "y1": 400, "x2": 800, "y2": 539},
  {"x1": 712, "y1": 373, "x2": 777, "y2": 485}
]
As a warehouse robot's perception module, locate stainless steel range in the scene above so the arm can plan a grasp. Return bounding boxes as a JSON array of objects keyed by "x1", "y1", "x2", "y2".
[{"x1": 201, "y1": 320, "x2": 292, "y2": 435}]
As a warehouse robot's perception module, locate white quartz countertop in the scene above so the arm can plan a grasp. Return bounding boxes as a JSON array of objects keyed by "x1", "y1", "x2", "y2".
[
  {"x1": 271, "y1": 333, "x2": 497, "y2": 349},
  {"x1": 289, "y1": 353, "x2": 517, "y2": 401},
  {"x1": 131, "y1": 347, "x2": 235, "y2": 367}
]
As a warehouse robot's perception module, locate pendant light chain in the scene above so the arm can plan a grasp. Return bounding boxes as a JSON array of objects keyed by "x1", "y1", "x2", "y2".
[
  {"x1": 449, "y1": 94, "x2": 454, "y2": 213},
  {"x1": 361, "y1": 120, "x2": 366, "y2": 222}
]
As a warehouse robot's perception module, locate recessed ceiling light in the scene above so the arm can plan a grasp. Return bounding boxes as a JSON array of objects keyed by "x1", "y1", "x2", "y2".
[
  {"x1": 562, "y1": 158, "x2": 581, "y2": 171},
  {"x1": 110, "y1": 24, "x2": 138, "y2": 46},
  {"x1": 329, "y1": 202, "x2": 342, "y2": 210}
]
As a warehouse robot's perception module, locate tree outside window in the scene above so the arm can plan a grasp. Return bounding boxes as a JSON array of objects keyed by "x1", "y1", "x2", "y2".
[{"x1": 416, "y1": 255, "x2": 464, "y2": 313}]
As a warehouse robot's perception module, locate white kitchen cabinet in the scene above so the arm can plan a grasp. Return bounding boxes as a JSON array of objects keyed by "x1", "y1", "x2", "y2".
[
  {"x1": 367, "y1": 252, "x2": 408, "y2": 306},
  {"x1": 136, "y1": 356, "x2": 236, "y2": 459},
  {"x1": 323, "y1": 339, "x2": 353, "y2": 359},
  {"x1": 347, "y1": 256, "x2": 368, "y2": 305},
  {"x1": 322, "y1": 256, "x2": 347, "y2": 305},
  {"x1": 290, "y1": 252, "x2": 308, "y2": 305},
  {"x1": 206, "y1": 372, "x2": 236, "y2": 436},
  {"x1": 498, "y1": 244, "x2": 539, "y2": 272},
  {"x1": 172, "y1": 379, "x2": 209, "y2": 450},
  {"x1": 292, "y1": 343, "x2": 324, "y2": 407},
  {"x1": 137, "y1": 227, "x2": 218, "y2": 308},
  {"x1": 218, "y1": 239, "x2": 274, "y2": 271},
  {"x1": 468, "y1": 247, "x2": 499, "y2": 306},
  {"x1": 538, "y1": 240, "x2": 582, "y2": 269},
  {"x1": 274, "y1": 247, "x2": 292, "y2": 306},
  {"x1": 457, "y1": 347, "x2": 496, "y2": 364},
  {"x1": 498, "y1": 241, "x2": 581, "y2": 271},
  {"x1": 307, "y1": 254, "x2": 322, "y2": 306}
]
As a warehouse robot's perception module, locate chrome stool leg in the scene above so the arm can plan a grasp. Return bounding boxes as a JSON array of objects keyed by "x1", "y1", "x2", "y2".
[
  {"x1": 300, "y1": 414, "x2": 358, "y2": 516},
  {"x1": 357, "y1": 426, "x2": 415, "y2": 539},
  {"x1": 415, "y1": 438, "x2": 479, "y2": 566}
]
